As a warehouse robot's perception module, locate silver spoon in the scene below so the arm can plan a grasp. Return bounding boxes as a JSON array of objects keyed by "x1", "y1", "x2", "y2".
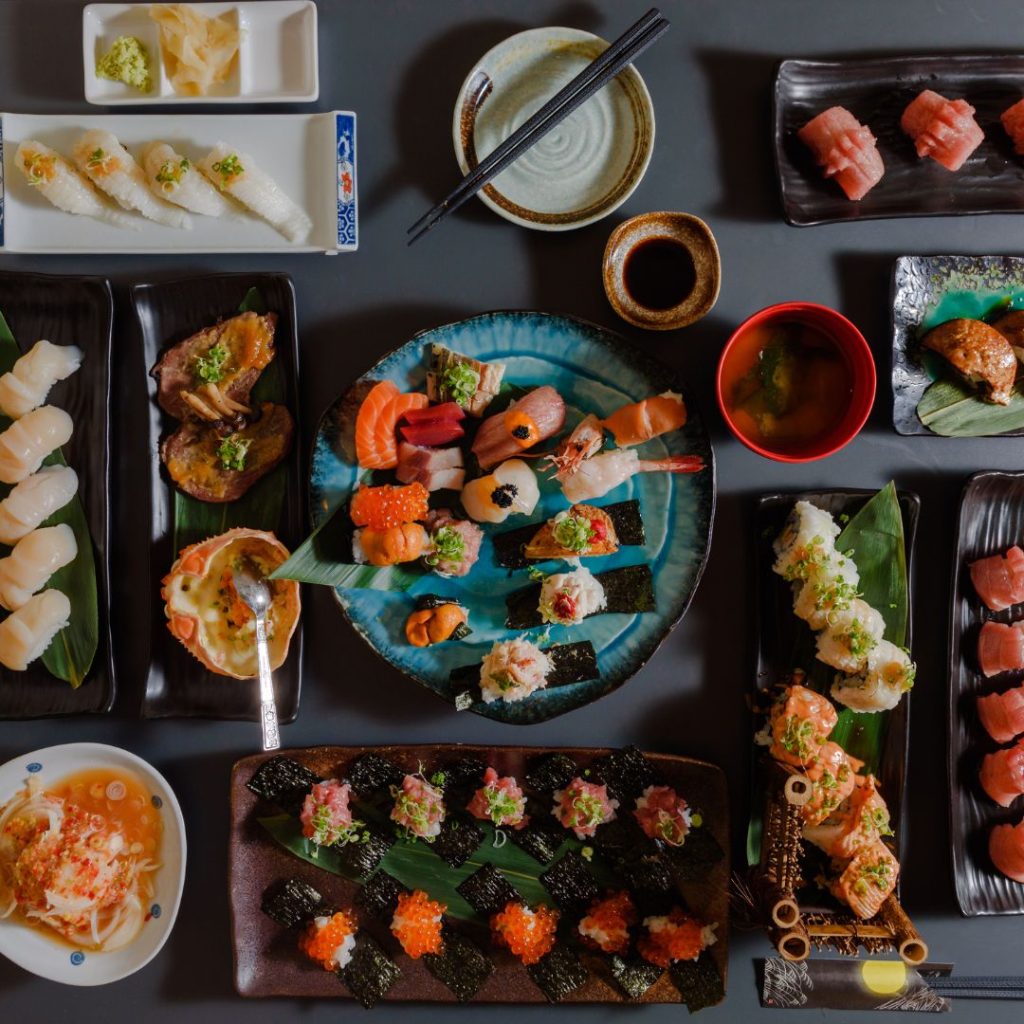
[{"x1": 232, "y1": 557, "x2": 280, "y2": 751}]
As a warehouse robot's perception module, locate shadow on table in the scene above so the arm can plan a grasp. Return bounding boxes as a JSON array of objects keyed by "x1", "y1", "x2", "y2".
[{"x1": 10, "y1": 1, "x2": 81, "y2": 107}]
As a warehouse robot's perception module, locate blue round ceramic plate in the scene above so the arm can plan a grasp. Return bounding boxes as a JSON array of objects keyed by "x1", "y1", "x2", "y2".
[{"x1": 310, "y1": 311, "x2": 715, "y2": 724}]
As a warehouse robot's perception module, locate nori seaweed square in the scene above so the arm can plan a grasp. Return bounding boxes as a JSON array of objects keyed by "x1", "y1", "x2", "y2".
[
  {"x1": 260, "y1": 877, "x2": 323, "y2": 929},
  {"x1": 423, "y1": 928, "x2": 494, "y2": 1002},
  {"x1": 616, "y1": 850, "x2": 677, "y2": 914},
  {"x1": 591, "y1": 746, "x2": 657, "y2": 804},
  {"x1": 527, "y1": 946, "x2": 589, "y2": 1003},
  {"x1": 438, "y1": 756, "x2": 486, "y2": 796},
  {"x1": 665, "y1": 827, "x2": 725, "y2": 882},
  {"x1": 340, "y1": 935, "x2": 402, "y2": 1008},
  {"x1": 525, "y1": 753, "x2": 578, "y2": 794},
  {"x1": 345, "y1": 753, "x2": 403, "y2": 798},
  {"x1": 510, "y1": 821, "x2": 563, "y2": 865},
  {"x1": 456, "y1": 863, "x2": 521, "y2": 917},
  {"x1": 539, "y1": 851, "x2": 599, "y2": 915},
  {"x1": 590, "y1": 815, "x2": 648, "y2": 859},
  {"x1": 355, "y1": 869, "x2": 408, "y2": 922},
  {"x1": 669, "y1": 951, "x2": 724, "y2": 1012},
  {"x1": 335, "y1": 824, "x2": 395, "y2": 879},
  {"x1": 609, "y1": 954, "x2": 664, "y2": 1000},
  {"x1": 246, "y1": 756, "x2": 321, "y2": 812},
  {"x1": 431, "y1": 815, "x2": 485, "y2": 868}
]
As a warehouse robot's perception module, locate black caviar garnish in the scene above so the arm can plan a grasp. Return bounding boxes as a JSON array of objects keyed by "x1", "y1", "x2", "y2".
[
  {"x1": 490, "y1": 483, "x2": 518, "y2": 508},
  {"x1": 511, "y1": 424, "x2": 531, "y2": 440}
]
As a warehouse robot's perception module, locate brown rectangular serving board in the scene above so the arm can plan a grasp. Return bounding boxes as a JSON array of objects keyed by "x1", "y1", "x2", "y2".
[{"x1": 229, "y1": 744, "x2": 729, "y2": 1004}]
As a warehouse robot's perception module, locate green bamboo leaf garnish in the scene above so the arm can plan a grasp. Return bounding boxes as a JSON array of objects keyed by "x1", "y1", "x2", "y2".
[{"x1": 917, "y1": 377, "x2": 1024, "y2": 437}]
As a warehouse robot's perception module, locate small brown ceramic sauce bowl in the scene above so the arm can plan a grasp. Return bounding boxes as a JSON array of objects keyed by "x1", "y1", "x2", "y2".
[{"x1": 603, "y1": 212, "x2": 721, "y2": 331}]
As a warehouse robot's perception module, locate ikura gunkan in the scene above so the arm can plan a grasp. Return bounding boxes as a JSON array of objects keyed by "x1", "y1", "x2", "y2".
[{"x1": 0, "y1": 767, "x2": 161, "y2": 951}]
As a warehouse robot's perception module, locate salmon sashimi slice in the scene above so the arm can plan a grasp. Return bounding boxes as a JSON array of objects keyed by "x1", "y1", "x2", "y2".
[
  {"x1": 978, "y1": 620, "x2": 1024, "y2": 678},
  {"x1": 354, "y1": 380, "x2": 400, "y2": 469},
  {"x1": 970, "y1": 546, "x2": 1024, "y2": 611},
  {"x1": 798, "y1": 106, "x2": 885, "y2": 201},
  {"x1": 371, "y1": 392, "x2": 429, "y2": 470},
  {"x1": 989, "y1": 819, "x2": 1024, "y2": 883},
  {"x1": 1001, "y1": 98, "x2": 1024, "y2": 156},
  {"x1": 472, "y1": 385, "x2": 566, "y2": 469},
  {"x1": 831, "y1": 840, "x2": 899, "y2": 920},
  {"x1": 768, "y1": 683, "x2": 838, "y2": 767},
  {"x1": 601, "y1": 392, "x2": 688, "y2": 447},
  {"x1": 801, "y1": 741, "x2": 858, "y2": 826},
  {"x1": 978, "y1": 684, "x2": 1024, "y2": 744},
  {"x1": 979, "y1": 739, "x2": 1024, "y2": 807},
  {"x1": 900, "y1": 89, "x2": 984, "y2": 171}
]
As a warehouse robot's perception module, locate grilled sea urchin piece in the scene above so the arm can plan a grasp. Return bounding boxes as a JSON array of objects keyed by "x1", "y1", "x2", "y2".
[
  {"x1": 456, "y1": 863, "x2": 522, "y2": 916},
  {"x1": 431, "y1": 816, "x2": 485, "y2": 867},
  {"x1": 539, "y1": 851, "x2": 599, "y2": 915},
  {"x1": 423, "y1": 928, "x2": 495, "y2": 1002},
  {"x1": 356, "y1": 870, "x2": 409, "y2": 922},
  {"x1": 339, "y1": 935, "x2": 402, "y2": 1008},
  {"x1": 247, "y1": 755, "x2": 321, "y2": 810},
  {"x1": 527, "y1": 946, "x2": 589, "y2": 1003},
  {"x1": 344, "y1": 752, "x2": 404, "y2": 798},
  {"x1": 261, "y1": 877, "x2": 323, "y2": 929}
]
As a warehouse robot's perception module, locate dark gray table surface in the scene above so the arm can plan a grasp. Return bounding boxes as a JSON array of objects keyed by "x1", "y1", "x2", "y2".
[{"x1": 1, "y1": 0, "x2": 1022, "y2": 1019}]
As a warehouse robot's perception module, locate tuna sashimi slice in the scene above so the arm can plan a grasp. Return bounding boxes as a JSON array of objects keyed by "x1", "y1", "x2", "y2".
[
  {"x1": 900, "y1": 89, "x2": 984, "y2": 171},
  {"x1": 989, "y1": 819, "x2": 1024, "y2": 882},
  {"x1": 1001, "y1": 98, "x2": 1024, "y2": 156},
  {"x1": 797, "y1": 106, "x2": 885, "y2": 201},
  {"x1": 980, "y1": 739, "x2": 1024, "y2": 807},
  {"x1": 971, "y1": 546, "x2": 1024, "y2": 612},
  {"x1": 978, "y1": 684, "x2": 1024, "y2": 744},
  {"x1": 978, "y1": 621, "x2": 1024, "y2": 678}
]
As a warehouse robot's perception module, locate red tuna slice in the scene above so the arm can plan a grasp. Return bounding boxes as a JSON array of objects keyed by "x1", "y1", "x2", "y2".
[
  {"x1": 979, "y1": 621, "x2": 1024, "y2": 678},
  {"x1": 989, "y1": 819, "x2": 1024, "y2": 882},
  {"x1": 402, "y1": 402, "x2": 466, "y2": 426},
  {"x1": 399, "y1": 421, "x2": 465, "y2": 447},
  {"x1": 900, "y1": 89, "x2": 984, "y2": 171},
  {"x1": 797, "y1": 106, "x2": 885, "y2": 200},
  {"x1": 980, "y1": 739, "x2": 1024, "y2": 807},
  {"x1": 1001, "y1": 98, "x2": 1024, "y2": 156},
  {"x1": 978, "y1": 684, "x2": 1024, "y2": 744},
  {"x1": 970, "y1": 546, "x2": 1024, "y2": 612}
]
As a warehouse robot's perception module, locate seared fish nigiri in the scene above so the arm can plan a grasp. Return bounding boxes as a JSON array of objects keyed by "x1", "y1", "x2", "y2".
[
  {"x1": 472, "y1": 386, "x2": 566, "y2": 469},
  {"x1": 142, "y1": 142, "x2": 234, "y2": 218},
  {"x1": 921, "y1": 318, "x2": 1017, "y2": 406}
]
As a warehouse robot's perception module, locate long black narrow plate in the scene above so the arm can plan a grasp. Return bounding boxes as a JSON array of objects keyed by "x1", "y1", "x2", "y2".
[
  {"x1": 775, "y1": 56, "x2": 1024, "y2": 226},
  {"x1": 755, "y1": 490, "x2": 919, "y2": 884},
  {"x1": 133, "y1": 273, "x2": 303, "y2": 720},
  {"x1": 0, "y1": 272, "x2": 113, "y2": 718},
  {"x1": 950, "y1": 471, "x2": 1024, "y2": 916}
]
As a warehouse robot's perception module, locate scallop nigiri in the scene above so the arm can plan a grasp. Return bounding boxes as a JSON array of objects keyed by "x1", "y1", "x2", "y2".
[
  {"x1": 0, "y1": 588, "x2": 70, "y2": 671},
  {"x1": 73, "y1": 130, "x2": 191, "y2": 229},
  {"x1": 0, "y1": 465, "x2": 78, "y2": 545},
  {"x1": 198, "y1": 144, "x2": 311, "y2": 242},
  {"x1": 0, "y1": 524, "x2": 77, "y2": 611},
  {"x1": 0, "y1": 406, "x2": 73, "y2": 484},
  {"x1": 978, "y1": 684, "x2": 1024, "y2": 745},
  {"x1": 461, "y1": 459, "x2": 539, "y2": 523},
  {"x1": 989, "y1": 819, "x2": 1024, "y2": 883},
  {"x1": 792, "y1": 550, "x2": 860, "y2": 630},
  {"x1": 471, "y1": 386, "x2": 566, "y2": 469},
  {"x1": 980, "y1": 739, "x2": 1024, "y2": 807},
  {"x1": 971, "y1": 546, "x2": 1024, "y2": 612},
  {"x1": 601, "y1": 392, "x2": 688, "y2": 447},
  {"x1": 0, "y1": 340, "x2": 83, "y2": 419},
  {"x1": 141, "y1": 142, "x2": 234, "y2": 218},
  {"x1": 559, "y1": 449, "x2": 703, "y2": 503}
]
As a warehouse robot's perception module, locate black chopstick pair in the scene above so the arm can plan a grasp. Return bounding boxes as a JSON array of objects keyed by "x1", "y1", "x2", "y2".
[
  {"x1": 407, "y1": 8, "x2": 670, "y2": 245},
  {"x1": 929, "y1": 975, "x2": 1024, "y2": 1000}
]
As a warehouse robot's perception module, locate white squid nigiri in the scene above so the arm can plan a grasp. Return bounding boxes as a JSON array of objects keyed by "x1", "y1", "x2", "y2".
[
  {"x1": 0, "y1": 466, "x2": 78, "y2": 545},
  {"x1": 0, "y1": 406, "x2": 73, "y2": 484},
  {"x1": 0, "y1": 524, "x2": 77, "y2": 611},
  {"x1": 141, "y1": 142, "x2": 234, "y2": 218},
  {"x1": 73, "y1": 130, "x2": 191, "y2": 229},
  {"x1": 198, "y1": 143, "x2": 311, "y2": 242},
  {"x1": 0, "y1": 589, "x2": 70, "y2": 670},
  {"x1": 0, "y1": 340, "x2": 83, "y2": 419},
  {"x1": 15, "y1": 140, "x2": 131, "y2": 227},
  {"x1": 558, "y1": 449, "x2": 704, "y2": 503}
]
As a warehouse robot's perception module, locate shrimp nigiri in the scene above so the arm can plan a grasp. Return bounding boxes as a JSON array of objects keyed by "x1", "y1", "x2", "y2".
[
  {"x1": 141, "y1": 142, "x2": 234, "y2": 218},
  {"x1": 601, "y1": 392, "x2": 688, "y2": 447},
  {"x1": 198, "y1": 144, "x2": 311, "y2": 242},
  {"x1": 16, "y1": 140, "x2": 130, "y2": 227},
  {"x1": 73, "y1": 130, "x2": 191, "y2": 229},
  {"x1": 558, "y1": 449, "x2": 703, "y2": 503}
]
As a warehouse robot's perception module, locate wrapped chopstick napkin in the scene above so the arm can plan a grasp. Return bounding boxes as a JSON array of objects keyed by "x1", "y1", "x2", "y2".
[{"x1": 759, "y1": 958, "x2": 950, "y2": 1012}]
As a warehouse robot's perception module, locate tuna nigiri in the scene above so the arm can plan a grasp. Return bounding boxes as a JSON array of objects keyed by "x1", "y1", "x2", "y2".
[
  {"x1": 797, "y1": 106, "x2": 885, "y2": 201},
  {"x1": 472, "y1": 386, "x2": 565, "y2": 469},
  {"x1": 1001, "y1": 98, "x2": 1024, "y2": 157},
  {"x1": 601, "y1": 392, "x2": 688, "y2": 447},
  {"x1": 980, "y1": 739, "x2": 1024, "y2": 807},
  {"x1": 989, "y1": 819, "x2": 1024, "y2": 883},
  {"x1": 559, "y1": 449, "x2": 704, "y2": 503},
  {"x1": 971, "y1": 546, "x2": 1024, "y2": 612},
  {"x1": 978, "y1": 684, "x2": 1024, "y2": 745},
  {"x1": 978, "y1": 620, "x2": 1024, "y2": 678},
  {"x1": 900, "y1": 90, "x2": 984, "y2": 171}
]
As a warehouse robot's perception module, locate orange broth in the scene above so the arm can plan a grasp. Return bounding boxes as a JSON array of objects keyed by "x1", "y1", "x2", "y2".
[{"x1": 721, "y1": 320, "x2": 853, "y2": 453}]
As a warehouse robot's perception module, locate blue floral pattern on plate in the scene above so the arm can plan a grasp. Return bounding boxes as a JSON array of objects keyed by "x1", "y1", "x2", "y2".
[
  {"x1": 26, "y1": 762, "x2": 42, "y2": 773},
  {"x1": 310, "y1": 312, "x2": 715, "y2": 724}
]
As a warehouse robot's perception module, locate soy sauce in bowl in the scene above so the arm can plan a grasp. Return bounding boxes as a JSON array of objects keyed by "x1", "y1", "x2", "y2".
[{"x1": 623, "y1": 238, "x2": 697, "y2": 310}]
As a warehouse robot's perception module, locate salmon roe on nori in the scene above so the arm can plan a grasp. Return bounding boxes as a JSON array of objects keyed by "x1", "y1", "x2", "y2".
[
  {"x1": 578, "y1": 890, "x2": 637, "y2": 954},
  {"x1": 638, "y1": 908, "x2": 707, "y2": 967},
  {"x1": 490, "y1": 900, "x2": 559, "y2": 965},
  {"x1": 390, "y1": 889, "x2": 445, "y2": 958},
  {"x1": 299, "y1": 910, "x2": 358, "y2": 971},
  {"x1": 349, "y1": 482, "x2": 429, "y2": 531}
]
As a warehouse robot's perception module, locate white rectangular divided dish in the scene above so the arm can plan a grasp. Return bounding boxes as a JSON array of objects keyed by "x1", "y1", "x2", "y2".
[
  {"x1": 83, "y1": 2, "x2": 319, "y2": 104},
  {"x1": 0, "y1": 111, "x2": 357, "y2": 253}
]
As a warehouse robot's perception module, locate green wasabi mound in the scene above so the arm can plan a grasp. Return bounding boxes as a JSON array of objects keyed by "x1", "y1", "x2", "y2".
[{"x1": 95, "y1": 35, "x2": 152, "y2": 92}]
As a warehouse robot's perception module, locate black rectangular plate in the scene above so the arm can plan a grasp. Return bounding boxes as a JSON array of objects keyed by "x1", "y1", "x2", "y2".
[
  {"x1": 133, "y1": 273, "x2": 303, "y2": 720},
  {"x1": 775, "y1": 55, "x2": 1024, "y2": 226},
  {"x1": 755, "y1": 490, "x2": 919, "y2": 880},
  {"x1": 0, "y1": 271, "x2": 113, "y2": 718},
  {"x1": 950, "y1": 471, "x2": 1024, "y2": 916}
]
